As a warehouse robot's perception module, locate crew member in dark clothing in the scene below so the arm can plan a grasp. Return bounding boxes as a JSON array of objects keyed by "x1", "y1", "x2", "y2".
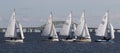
[{"x1": 103, "y1": 37, "x2": 111, "y2": 41}]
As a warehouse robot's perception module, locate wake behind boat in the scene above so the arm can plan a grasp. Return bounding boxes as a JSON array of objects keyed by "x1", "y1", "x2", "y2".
[
  {"x1": 4, "y1": 9, "x2": 25, "y2": 43},
  {"x1": 95, "y1": 11, "x2": 115, "y2": 42}
]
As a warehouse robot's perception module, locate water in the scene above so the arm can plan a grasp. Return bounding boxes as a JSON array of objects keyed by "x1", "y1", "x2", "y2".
[{"x1": 0, "y1": 32, "x2": 120, "y2": 53}]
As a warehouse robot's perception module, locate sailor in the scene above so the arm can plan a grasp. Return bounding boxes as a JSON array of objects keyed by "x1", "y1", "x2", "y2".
[
  {"x1": 103, "y1": 37, "x2": 111, "y2": 40},
  {"x1": 48, "y1": 36, "x2": 53, "y2": 39}
]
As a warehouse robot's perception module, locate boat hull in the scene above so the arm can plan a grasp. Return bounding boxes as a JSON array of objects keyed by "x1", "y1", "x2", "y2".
[
  {"x1": 73, "y1": 39, "x2": 91, "y2": 42},
  {"x1": 60, "y1": 39, "x2": 76, "y2": 42},
  {"x1": 50, "y1": 39, "x2": 59, "y2": 41},
  {"x1": 5, "y1": 39, "x2": 24, "y2": 43},
  {"x1": 95, "y1": 39, "x2": 112, "y2": 42}
]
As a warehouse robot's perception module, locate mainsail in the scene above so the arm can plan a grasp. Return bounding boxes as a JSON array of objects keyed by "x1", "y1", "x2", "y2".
[
  {"x1": 42, "y1": 13, "x2": 52, "y2": 36},
  {"x1": 74, "y1": 11, "x2": 85, "y2": 36},
  {"x1": 96, "y1": 12, "x2": 108, "y2": 36},
  {"x1": 59, "y1": 12, "x2": 72, "y2": 36},
  {"x1": 5, "y1": 9, "x2": 17, "y2": 37},
  {"x1": 5, "y1": 9, "x2": 24, "y2": 40}
]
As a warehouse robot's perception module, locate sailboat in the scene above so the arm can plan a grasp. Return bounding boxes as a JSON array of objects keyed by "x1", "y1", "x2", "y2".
[
  {"x1": 48, "y1": 23, "x2": 59, "y2": 41},
  {"x1": 41, "y1": 12, "x2": 59, "y2": 41},
  {"x1": 73, "y1": 11, "x2": 91, "y2": 42},
  {"x1": 95, "y1": 11, "x2": 115, "y2": 42},
  {"x1": 60, "y1": 12, "x2": 76, "y2": 41},
  {"x1": 4, "y1": 9, "x2": 25, "y2": 43}
]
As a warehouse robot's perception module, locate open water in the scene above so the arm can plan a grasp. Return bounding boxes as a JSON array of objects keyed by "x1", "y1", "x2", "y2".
[{"x1": 0, "y1": 32, "x2": 120, "y2": 53}]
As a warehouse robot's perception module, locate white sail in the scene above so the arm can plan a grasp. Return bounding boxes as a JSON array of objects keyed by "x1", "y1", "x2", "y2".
[
  {"x1": 109, "y1": 23, "x2": 115, "y2": 39},
  {"x1": 84, "y1": 23, "x2": 91, "y2": 38},
  {"x1": 5, "y1": 10, "x2": 17, "y2": 37},
  {"x1": 96, "y1": 12, "x2": 108, "y2": 36},
  {"x1": 42, "y1": 13, "x2": 52, "y2": 36},
  {"x1": 74, "y1": 11, "x2": 91, "y2": 39},
  {"x1": 72, "y1": 24, "x2": 76, "y2": 32},
  {"x1": 82, "y1": 27, "x2": 86, "y2": 38},
  {"x1": 19, "y1": 23, "x2": 25, "y2": 39},
  {"x1": 59, "y1": 12, "x2": 72, "y2": 36},
  {"x1": 74, "y1": 12, "x2": 85, "y2": 36},
  {"x1": 50, "y1": 24, "x2": 58, "y2": 39}
]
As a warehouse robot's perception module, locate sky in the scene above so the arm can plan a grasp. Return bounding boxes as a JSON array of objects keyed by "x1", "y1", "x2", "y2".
[{"x1": 0, "y1": 0, "x2": 120, "y2": 28}]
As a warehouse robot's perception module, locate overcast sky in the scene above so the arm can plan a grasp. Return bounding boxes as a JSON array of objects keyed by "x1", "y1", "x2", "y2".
[{"x1": 0, "y1": 0, "x2": 120, "y2": 28}]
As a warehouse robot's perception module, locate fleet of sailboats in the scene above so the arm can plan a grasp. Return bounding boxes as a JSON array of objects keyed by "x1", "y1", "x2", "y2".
[
  {"x1": 5, "y1": 9, "x2": 25, "y2": 43},
  {"x1": 95, "y1": 11, "x2": 115, "y2": 42},
  {"x1": 3, "y1": 9, "x2": 116, "y2": 43}
]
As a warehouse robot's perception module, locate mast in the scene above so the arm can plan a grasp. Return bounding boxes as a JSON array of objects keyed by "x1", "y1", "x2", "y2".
[
  {"x1": 107, "y1": 10, "x2": 115, "y2": 39},
  {"x1": 104, "y1": 11, "x2": 109, "y2": 37},
  {"x1": 81, "y1": 10, "x2": 86, "y2": 37},
  {"x1": 49, "y1": 11, "x2": 53, "y2": 36},
  {"x1": 67, "y1": 11, "x2": 72, "y2": 36},
  {"x1": 81, "y1": 10, "x2": 90, "y2": 38}
]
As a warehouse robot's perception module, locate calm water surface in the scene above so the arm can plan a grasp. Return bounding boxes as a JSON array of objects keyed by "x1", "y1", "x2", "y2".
[{"x1": 0, "y1": 32, "x2": 120, "y2": 53}]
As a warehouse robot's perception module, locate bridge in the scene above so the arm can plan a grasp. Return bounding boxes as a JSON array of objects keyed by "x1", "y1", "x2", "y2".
[{"x1": 0, "y1": 21, "x2": 120, "y2": 33}]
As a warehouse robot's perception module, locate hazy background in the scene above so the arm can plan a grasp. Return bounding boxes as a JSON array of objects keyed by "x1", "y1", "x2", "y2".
[{"x1": 0, "y1": 0, "x2": 120, "y2": 28}]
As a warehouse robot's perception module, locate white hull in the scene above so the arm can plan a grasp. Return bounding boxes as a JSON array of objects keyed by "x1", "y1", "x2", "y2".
[
  {"x1": 5, "y1": 39, "x2": 24, "y2": 43},
  {"x1": 73, "y1": 38, "x2": 91, "y2": 42},
  {"x1": 60, "y1": 39, "x2": 76, "y2": 42},
  {"x1": 95, "y1": 39, "x2": 112, "y2": 42},
  {"x1": 50, "y1": 38, "x2": 59, "y2": 41}
]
